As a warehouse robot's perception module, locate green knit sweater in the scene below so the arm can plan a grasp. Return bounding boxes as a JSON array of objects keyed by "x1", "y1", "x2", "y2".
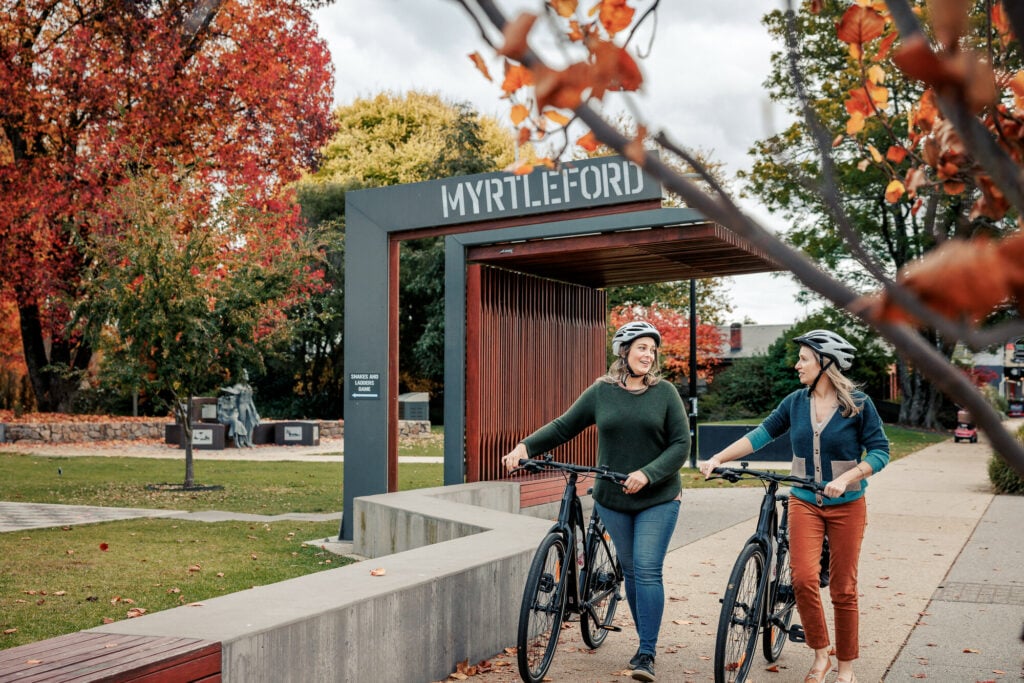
[{"x1": 521, "y1": 379, "x2": 689, "y2": 512}]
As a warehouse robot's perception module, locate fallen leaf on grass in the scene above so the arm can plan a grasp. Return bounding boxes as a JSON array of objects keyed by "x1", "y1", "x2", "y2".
[
  {"x1": 3, "y1": 628, "x2": 17, "y2": 634},
  {"x1": 126, "y1": 608, "x2": 147, "y2": 618}
]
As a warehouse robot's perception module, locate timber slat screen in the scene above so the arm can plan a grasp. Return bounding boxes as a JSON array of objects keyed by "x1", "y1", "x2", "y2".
[{"x1": 466, "y1": 265, "x2": 605, "y2": 505}]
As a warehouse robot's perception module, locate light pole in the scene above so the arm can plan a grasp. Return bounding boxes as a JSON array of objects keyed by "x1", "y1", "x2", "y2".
[{"x1": 688, "y1": 278, "x2": 698, "y2": 468}]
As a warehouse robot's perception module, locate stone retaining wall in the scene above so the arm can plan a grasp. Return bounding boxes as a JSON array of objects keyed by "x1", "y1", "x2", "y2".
[{"x1": 0, "y1": 419, "x2": 430, "y2": 444}]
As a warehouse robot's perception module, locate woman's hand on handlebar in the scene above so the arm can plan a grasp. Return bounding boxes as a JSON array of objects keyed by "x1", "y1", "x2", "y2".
[
  {"x1": 502, "y1": 443, "x2": 529, "y2": 474},
  {"x1": 698, "y1": 456, "x2": 721, "y2": 479},
  {"x1": 622, "y1": 470, "x2": 649, "y2": 495}
]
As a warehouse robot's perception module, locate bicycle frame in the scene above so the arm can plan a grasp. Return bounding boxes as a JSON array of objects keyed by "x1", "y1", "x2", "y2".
[
  {"x1": 710, "y1": 465, "x2": 822, "y2": 683},
  {"x1": 530, "y1": 459, "x2": 625, "y2": 619}
]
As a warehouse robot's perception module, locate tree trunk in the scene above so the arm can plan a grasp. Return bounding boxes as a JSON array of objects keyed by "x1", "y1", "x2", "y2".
[
  {"x1": 17, "y1": 299, "x2": 92, "y2": 412},
  {"x1": 180, "y1": 396, "x2": 196, "y2": 488}
]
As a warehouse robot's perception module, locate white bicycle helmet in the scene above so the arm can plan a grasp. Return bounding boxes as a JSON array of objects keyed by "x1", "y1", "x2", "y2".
[
  {"x1": 793, "y1": 329, "x2": 856, "y2": 371},
  {"x1": 612, "y1": 321, "x2": 661, "y2": 356}
]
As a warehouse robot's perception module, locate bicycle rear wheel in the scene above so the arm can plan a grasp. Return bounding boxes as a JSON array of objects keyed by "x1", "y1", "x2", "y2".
[
  {"x1": 580, "y1": 527, "x2": 621, "y2": 649},
  {"x1": 714, "y1": 542, "x2": 766, "y2": 683},
  {"x1": 762, "y1": 536, "x2": 794, "y2": 662},
  {"x1": 517, "y1": 532, "x2": 570, "y2": 683}
]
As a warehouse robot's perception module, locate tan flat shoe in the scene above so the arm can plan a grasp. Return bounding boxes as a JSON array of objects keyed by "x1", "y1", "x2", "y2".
[{"x1": 804, "y1": 658, "x2": 832, "y2": 683}]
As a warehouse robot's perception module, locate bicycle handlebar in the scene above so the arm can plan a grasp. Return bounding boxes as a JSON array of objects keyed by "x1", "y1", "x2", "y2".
[
  {"x1": 711, "y1": 465, "x2": 825, "y2": 492},
  {"x1": 515, "y1": 454, "x2": 628, "y2": 484}
]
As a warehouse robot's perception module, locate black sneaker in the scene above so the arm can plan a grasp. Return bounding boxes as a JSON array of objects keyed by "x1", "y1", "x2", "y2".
[
  {"x1": 628, "y1": 649, "x2": 642, "y2": 668},
  {"x1": 631, "y1": 652, "x2": 655, "y2": 682}
]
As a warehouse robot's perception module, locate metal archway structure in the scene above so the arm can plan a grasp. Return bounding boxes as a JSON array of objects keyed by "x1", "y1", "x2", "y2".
[{"x1": 340, "y1": 156, "x2": 777, "y2": 539}]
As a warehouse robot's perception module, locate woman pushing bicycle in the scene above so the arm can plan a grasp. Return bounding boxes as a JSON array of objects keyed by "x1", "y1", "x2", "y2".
[
  {"x1": 700, "y1": 329, "x2": 889, "y2": 683},
  {"x1": 503, "y1": 320, "x2": 688, "y2": 682}
]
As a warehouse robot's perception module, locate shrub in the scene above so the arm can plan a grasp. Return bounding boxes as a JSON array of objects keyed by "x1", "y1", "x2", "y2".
[{"x1": 990, "y1": 425, "x2": 1024, "y2": 495}]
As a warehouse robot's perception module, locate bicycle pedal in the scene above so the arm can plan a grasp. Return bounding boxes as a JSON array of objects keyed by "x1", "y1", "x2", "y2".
[
  {"x1": 788, "y1": 624, "x2": 806, "y2": 643},
  {"x1": 601, "y1": 625, "x2": 622, "y2": 632}
]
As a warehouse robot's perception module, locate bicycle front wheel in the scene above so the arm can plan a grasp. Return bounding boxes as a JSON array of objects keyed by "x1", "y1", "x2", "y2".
[
  {"x1": 517, "y1": 532, "x2": 570, "y2": 683},
  {"x1": 580, "y1": 527, "x2": 621, "y2": 649},
  {"x1": 714, "y1": 542, "x2": 766, "y2": 683},
  {"x1": 762, "y1": 537, "x2": 794, "y2": 662}
]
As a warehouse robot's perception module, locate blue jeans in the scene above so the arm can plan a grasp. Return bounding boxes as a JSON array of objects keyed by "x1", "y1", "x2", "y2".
[{"x1": 595, "y1": 499, "x2": 680, "y2": 656}]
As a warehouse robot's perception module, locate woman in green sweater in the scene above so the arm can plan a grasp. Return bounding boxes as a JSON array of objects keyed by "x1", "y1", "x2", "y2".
[{"x1": 502, "y1": 321, "x2": 689, "y2": 683}]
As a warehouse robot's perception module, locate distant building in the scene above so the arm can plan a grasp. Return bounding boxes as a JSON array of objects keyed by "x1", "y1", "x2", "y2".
[{"x1": 716, "y1": 322, "x2": 793, "y2": 363}]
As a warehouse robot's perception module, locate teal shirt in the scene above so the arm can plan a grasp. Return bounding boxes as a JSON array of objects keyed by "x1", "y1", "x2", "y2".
[
  {"x1": 522, "y1": 379, "x2": 689, "y2": 512},
  {"x1": 749, "y1": 389, "x2": 890, "y2": 506}
]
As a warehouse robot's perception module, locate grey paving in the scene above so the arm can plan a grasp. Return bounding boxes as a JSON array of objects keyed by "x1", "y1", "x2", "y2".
[{"x1": 0, "y1": 502, "x2": 179, "y2": 532}]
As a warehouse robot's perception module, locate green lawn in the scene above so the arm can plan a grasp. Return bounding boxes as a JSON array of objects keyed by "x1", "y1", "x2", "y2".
[{"x1": 0, "y1": 422, "x2": 947, "y2": 650}]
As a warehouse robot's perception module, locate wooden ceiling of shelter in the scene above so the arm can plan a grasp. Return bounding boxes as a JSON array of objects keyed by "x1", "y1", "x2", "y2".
[{"x1": 465, "y1": 222, "x2": 780, "y2": 288}]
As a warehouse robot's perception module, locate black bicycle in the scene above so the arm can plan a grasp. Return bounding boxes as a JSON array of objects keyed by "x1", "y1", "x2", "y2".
[
  {"x1": 513, "y1": 454, "x2": 628, "y2": 683},
  {"x1": 708, "y1": 464, "x2": 826, "y2": 683}
]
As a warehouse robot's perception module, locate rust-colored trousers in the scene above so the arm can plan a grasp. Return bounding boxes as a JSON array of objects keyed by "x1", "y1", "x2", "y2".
[{"x1": 789, "y1": 495, "x2": 867, "y2": 661}]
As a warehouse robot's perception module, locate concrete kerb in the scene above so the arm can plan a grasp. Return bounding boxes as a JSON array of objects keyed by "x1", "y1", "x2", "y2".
[{"x1": 86, "y1": 481, "x2": 553, "y2": 683}]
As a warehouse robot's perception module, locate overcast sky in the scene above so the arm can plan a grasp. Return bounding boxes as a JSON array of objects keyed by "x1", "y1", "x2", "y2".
[{"x1": 312, "y1": 0, "x2": 820, "y2": 325}]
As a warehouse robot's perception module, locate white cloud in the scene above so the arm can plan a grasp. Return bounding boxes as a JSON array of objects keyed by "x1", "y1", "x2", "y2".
[{"x1": 313, "y1": 0, "x2": 813, "y2": 324}]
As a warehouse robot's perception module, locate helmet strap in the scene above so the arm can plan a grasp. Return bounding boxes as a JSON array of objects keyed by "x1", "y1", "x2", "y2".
[{"x1": 807, "y1": 355, "x2": 835, "y2": 393}]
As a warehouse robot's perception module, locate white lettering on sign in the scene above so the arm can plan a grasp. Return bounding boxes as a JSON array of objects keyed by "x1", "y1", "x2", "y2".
[
  {"x1": 440, "y1": 159, "x2": 646, "y2": 218},
  {"x1": 350, "y1": 372, "x2": 381, "y2": 399}
]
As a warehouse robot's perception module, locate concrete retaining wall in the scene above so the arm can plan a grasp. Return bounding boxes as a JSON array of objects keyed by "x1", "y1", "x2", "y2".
[{"x1": 86, "y1": 481, "x2": 554, "y2": 683}]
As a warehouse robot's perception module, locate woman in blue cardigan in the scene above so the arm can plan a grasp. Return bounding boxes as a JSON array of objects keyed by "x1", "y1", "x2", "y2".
[{"x1": 700, "y1": 329, "x2": 889, "y2": 683}]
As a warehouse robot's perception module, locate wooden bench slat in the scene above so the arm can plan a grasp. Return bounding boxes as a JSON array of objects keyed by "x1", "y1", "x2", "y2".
[{"x1": 0, "y1": 633, "x2": 220, "y2": 683}]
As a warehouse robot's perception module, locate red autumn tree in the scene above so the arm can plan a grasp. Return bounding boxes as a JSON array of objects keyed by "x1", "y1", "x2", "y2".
[
  {"x1": 610, "y1": 303, "x2": 722, "y2": 385},
  {"x1": 0, "y1": 0, "x2": 335, "y2": 412}
]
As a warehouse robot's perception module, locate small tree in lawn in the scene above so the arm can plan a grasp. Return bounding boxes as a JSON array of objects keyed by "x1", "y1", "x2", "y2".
[{"x1": 77, "y1": 169, "x2": 321, "y2": 488}]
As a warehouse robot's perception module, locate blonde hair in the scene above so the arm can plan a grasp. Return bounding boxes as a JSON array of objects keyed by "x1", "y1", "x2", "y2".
[
  {"x1": 600, "y1": 339, "x2": 662, "y2": 390},
  {"x1": 823, "y1": 362, "x2": 863, "y2": 417}
]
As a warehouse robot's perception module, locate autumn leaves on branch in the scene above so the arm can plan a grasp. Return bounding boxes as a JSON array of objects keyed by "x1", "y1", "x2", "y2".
[{"x1": 466, "y1": 0, "x2": 1024, "y2": 334}]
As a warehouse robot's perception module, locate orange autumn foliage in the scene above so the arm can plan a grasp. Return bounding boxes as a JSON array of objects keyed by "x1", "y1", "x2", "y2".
[
  {"x1": 480, "y1": 2, "x2": 647, "y2": 156},
  {"x1": 862, "y1": 232, "x2": 1024, "y2": 325}
]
